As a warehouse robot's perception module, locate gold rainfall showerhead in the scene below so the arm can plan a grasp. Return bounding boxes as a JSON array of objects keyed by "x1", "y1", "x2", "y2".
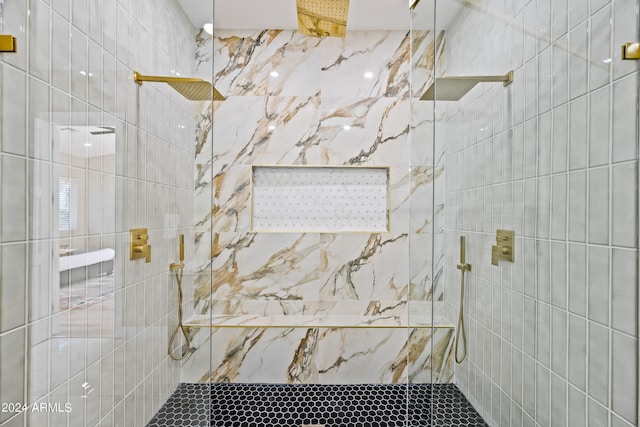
[
  {"x1": 420, "y1": 70, "x2": 514, "y2": 101},
  {"x1": 296, "y1": 0, "x2": 350, "y2": 38},
  {"x1": 133, "y1": 71, "x2": 225, "y2": 101}
]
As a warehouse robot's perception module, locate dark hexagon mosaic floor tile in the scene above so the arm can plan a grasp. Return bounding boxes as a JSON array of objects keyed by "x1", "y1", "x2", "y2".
[{"x1": 147, "y1": 383, "x2": 488, "y2": 427}]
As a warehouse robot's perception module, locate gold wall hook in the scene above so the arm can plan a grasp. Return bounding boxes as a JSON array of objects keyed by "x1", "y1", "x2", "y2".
[
  {"x1": 491, "y1": 229, "x2": 514, "y2": 266},
  {"x1": 622, "y1": 42, "x2": 640, "y2": 60},
  {"x1": 0, "y1": 35, "x2": 17, "y2": 53}
]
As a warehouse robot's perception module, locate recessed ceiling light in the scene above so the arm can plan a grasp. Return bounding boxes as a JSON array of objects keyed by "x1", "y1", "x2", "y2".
[
  {"x1": 364, "y1": 71, "x2": 374, "y2": 79},
  {"x1": 343, "y1": 125, "x2": 351, "y2": 130},
  {"x1": 84, "y1": 143, "x2": 92, "y2": 147},
  {"x1": 203, "y1": 23, "x2": 213, "y2": 35},
  {"x1": 270, "y1": 71, "x2": 279, "y2": 77}
]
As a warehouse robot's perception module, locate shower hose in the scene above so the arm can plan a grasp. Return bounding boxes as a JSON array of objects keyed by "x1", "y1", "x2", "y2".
[
  {"x1": 454, "y1": 264, "x2": 468, "y2": 364},
  {"x1": 455, "y1": 235, "x2": 471, "y2": 364},
  {"x1": 168, "y1": 265, "x2": 192, "y2": 361}
]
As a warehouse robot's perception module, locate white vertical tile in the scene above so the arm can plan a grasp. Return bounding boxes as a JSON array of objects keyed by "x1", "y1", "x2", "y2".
[
  {"x1": 538, "y1": 111, "x2": 552, "y2": 175},
  {"x1": 536, "y1": 301, "x2": 551, "y2": 366},
  {"x1": 51, "y1": 12, "x2": 71, "y2": 92},
  {"x1": 513, "y1": 124, "x2": 525, "y2": 180},
  {"x1": 588, "y1": 167, "x2": 609, "y2": 244},
  {"x1": 611, "y1": 248, "x2": 638, "y2": 336},
  {"x1": 551, "y1": 373, "x2": 567, "y2": 427},
  {"x1": 29, "y1": 0, "x2": 51, "y2": 82},
  {"x1": 0, "y1": 243, "x2": 27, "y2": 332},
  {"x1": 72, "y1": 0, "x2": 88, "y2": 33},
  {"x1": 1, "y1": 65, "x2": 27, "y2": 156},
  {"x1": 551, "y1": 307, "x2": 567, "y2": 377},
  {"x1": 551, "y1": 174, "x2": 568, "y2": 240},
  {"x1": 569, "y1": 0, "x2": 589, "y2": 28},
  {"x1": 568, "y1": 243, "x2": 587, "y2": 316},
  {"x1": 525, "y1": 59, "x2": 538, "y2": 121},
  {"x1": 29, "y1": 160, "x2": 52, "y2": 240},
  {"x1": 523, "y1": 1, "x2": 538, "y2": 64},
  {"x1": 70, "y1": 27, "x2": 88, "y2": 101},
  {"x1": 0, "y1": 329, "x2": 26, "y2": 425},
  {"x1": 589, "y1": 6, "x2": 612, "y2": 91},
  {"x1": 568, "y1": 171, "x2": 587, "y2": 242},
  {"x1": 52, "y1": 0, "x2": 70, "y2": 19},
  {"x1": 524, "y1": 296, "x2": 537, "y2": 357},
  {"x1": 2, "y1": 0, "x2": 28, "y2": 71},
  {"x1": 537, "y1": 240, "x2": 551, "y2": 303},
  {"x1": 567, "y1": 385, "x2": 587, "y2": 427},
  {"x1": 1, "y1": 156, "x2": 27, "y2": 242},
  {"x1": 611, "y1": 331, "x2": 639, "y2": 425},
  {"x1": 538, "y1": 0, "x2": 552, "y2": 52},
  {"x1": 588, "y1": 322, "x2": 609, "y2": 406},
  {"x1": 28, "y1": 241, "x2": 51, "y2": 322},
  {"x1": 524, "y1": 180, "x2": 537, "y2": 238},
  {"x1": 551, "y1": 242, "x2": 567, "y2": 309},
  {"x1": 524, "y1": 119, "x2": 538, "y2": 179},
  {"x1": 29, "y1": 77, "x2": 51, "y2": 161},
  {"x1": 553, "y1": 37, "x2": 569, "y2": 107},
  {"x1": 88, "y1": 0, "x2": 103, "y2": 43},
  {"x1": 612, "y1": 75, "x2": 638, "y2": 163},
  {"x1": 611, "y1": 163, "x2": 637, "y2": 247},
  {"x1": 587, "y1": 245, "x2": 609, "y2": 325},
  {"x1": 523, "y1": 354, "x2": 536, "y2": 417},
  {"x1": 569, "y1": 23, "x2": 589, "y2": 100},
  {"x1": 103, "y1": 0, "x2": 117, "y2": 57},
  {"x1": 568, "y1": 314, "x2": 587, "y2": 391},
  {"x1": 536, "y1": 365, "x2": 551, "y2": 426},
  {"x1": 569, "y1": 96, "x2": 588, "y2": 170},
  {"x1": 589, "y1": 86, "x2": 611, "y2": 167},
  {"x1": 537, "y1": 176, "x2": 551, "y2": 239},
  {"x1": 552, "y1": 104, "x2": 568, "y2": 173},
  {"x1": 588, "y1": 398, "x2": 609, "y2": 427},
  {"x1": 552, "y1": 0, "x2": 568, "y2": 41}
]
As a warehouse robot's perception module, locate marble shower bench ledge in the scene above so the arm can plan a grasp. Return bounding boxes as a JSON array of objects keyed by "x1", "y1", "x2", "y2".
[{"x1": 183, "y1": 313, "x2": 455, "y2": 329}]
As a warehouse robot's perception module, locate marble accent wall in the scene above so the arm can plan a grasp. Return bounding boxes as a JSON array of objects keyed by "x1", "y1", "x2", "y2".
[
  {"x1": 186, "y1": 29, "x2": 453, "y2": 384},
  {"x1": 440, "y1": 0, "x2": 639, "y2": 426},
  {"x1": 0, "y1": 0, "x2": 197, "y2": 426}
]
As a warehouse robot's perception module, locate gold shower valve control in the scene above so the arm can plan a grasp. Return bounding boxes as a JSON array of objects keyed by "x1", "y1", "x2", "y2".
[
  {"x1": 491, "y1": 229, "x2": 514, "y2": 266},
  {"x1": 622, "y1": 42, "x2": 640, "y2": 60},
  {"x1": 130, "y1": 228, "x2": 151, "y2": 263}
]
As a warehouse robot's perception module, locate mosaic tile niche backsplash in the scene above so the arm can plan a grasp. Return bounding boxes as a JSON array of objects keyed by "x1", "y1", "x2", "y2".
[{"x1": 183, "y1": 29, "x2": 453, "y2": 384}]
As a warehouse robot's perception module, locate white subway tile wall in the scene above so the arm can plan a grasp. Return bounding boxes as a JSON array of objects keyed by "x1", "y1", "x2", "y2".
[
  {"x1": 442, "y1": 0, "x2": 638, "y2": 426},
  {"x1": 0, "y1": 0, "x2": 199, "y2": 426}
]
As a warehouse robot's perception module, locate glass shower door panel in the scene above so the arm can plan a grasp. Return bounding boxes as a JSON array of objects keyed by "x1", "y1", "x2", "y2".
[{"x1": 433, "y1": 0, "x2": 640, "y2": 426}]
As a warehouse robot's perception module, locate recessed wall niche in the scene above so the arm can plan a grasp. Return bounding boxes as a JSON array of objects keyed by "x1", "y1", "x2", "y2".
[{"x1": 250, "y1": 165, "x2": 390, "y2": 232}]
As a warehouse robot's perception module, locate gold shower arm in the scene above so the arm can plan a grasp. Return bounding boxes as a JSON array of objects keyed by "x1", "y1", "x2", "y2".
[
  {"x1": 133, "y1": 71, "x2": 225, "y2": 101},
  {"x1": 133, "y1": 71, "x2": 203, "y2": 86}
]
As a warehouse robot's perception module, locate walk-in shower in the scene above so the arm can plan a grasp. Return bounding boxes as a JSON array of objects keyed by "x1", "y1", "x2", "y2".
[{"x1": 0, "y1": 0, "x2": 637, "y2": 426}]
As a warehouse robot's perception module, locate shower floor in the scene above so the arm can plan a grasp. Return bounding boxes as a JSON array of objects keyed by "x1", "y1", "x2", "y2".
[{"x1": 146, "y1": 383, "x2": 488, "y2": 427}]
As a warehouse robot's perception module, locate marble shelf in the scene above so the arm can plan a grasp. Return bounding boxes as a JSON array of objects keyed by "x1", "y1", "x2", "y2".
[{"x1": 183, "y1": 313, "x2": 454, "y2": 329}]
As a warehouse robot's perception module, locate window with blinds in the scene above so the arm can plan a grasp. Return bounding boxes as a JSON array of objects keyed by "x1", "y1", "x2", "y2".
[{"x1": 59, "y1": 177, "x2": 78, "y2": 231}]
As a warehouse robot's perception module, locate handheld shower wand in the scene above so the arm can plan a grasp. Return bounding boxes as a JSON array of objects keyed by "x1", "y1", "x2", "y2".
[
  {"x1": 455, "y1": 236, "x2": 471, "y2": 364},
  {"x1": 169, "y1": 234, "x2": 193, "y2": 361}
]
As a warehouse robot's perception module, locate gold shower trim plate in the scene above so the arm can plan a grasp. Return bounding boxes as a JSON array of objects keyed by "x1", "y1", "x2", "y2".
[
  {"x1": 133, "y1": 71, "x2": 225, "y2": 101},
  {"x1": 296, "y1": 0, "x2": 350, "y2": 38}
]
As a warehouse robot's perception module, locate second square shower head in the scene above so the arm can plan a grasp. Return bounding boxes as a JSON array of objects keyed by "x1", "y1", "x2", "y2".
[{"x1": 420, "y1": 70, "x2": 514, "y2": 101}]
